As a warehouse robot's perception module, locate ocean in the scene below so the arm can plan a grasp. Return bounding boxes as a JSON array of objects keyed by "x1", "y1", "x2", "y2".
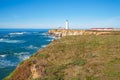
[{"x1": 0, "y1": 29, "x2": 54, "y2": 80}]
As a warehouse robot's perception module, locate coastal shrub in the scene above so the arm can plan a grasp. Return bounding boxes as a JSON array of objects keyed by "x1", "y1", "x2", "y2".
[
  {"x1": 105, "y1": 71, "x2": 120, "y2": 77},
  {"x1": 71, "y1": 58, "x2": 87, "y2": 66},
  {"x1": 19, "y1": 60, "x2": 25, "y2": 65},
  {"x1": 104, "y1": 57, "x2": 120, "y2": 77},
  {"x1": 71, "y1": 77, "x2": 80, "y2": 80},
  {"x1": 86, "y1": 76, "x2": 99, "y2": 80},
  {"x1": 31, "y1": 52, "x2": 38, "y2": 57},
  {"x1": 45, "y1": 65, "x2": 66, "y2": 74},
  {"x1": 38, "y1": 53, "x2": 49, "y2": 58},
  {"x1": 42, "y1": 74, "x2": 64, "y2": 80},
  {"x1": 44, "y1": 65, "x2": 66, "y2": 80}
]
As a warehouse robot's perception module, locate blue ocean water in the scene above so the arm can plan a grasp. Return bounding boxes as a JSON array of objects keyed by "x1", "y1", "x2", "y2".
[{"x1": 0, "y1": 29, "x2": 54, "y2": 80}]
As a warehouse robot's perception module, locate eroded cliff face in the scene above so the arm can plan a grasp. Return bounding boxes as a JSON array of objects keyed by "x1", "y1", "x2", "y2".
[
  {"x1": 4, "y1": 50, "x2": 48, "y2": 80},
  {"x1": 48, "y1": 29, "x2": 111, "y2": 37}
]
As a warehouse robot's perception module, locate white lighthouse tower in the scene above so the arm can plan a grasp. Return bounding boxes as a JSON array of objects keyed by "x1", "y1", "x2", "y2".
[{"x1": 65, "y1": 20, "x2": 69, "y2": 29}]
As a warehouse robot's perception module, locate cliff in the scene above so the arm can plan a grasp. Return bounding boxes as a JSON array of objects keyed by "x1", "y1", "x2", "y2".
[
  {"x1": 4, "y1": 31, "x2": 120, "y2": 80},
  {"x1": 48, "y1": 29, "x2": 113, "y2": 37}
]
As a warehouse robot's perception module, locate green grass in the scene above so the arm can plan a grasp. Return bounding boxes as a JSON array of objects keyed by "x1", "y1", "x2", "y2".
[
  {"x1": 71, "y1": 58, "x2": 87, "y2": 66},
  {"x1": 37, "y1": 53, "x2": 49, "y2": 59},
  {"x1": 71, "y1": 77, "x2": 80, "y2": 80},
  {"x1": 86, "y1": 76, "x2": 99, "y2": 80}
]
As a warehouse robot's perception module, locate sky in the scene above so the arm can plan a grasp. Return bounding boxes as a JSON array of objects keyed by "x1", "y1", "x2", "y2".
[{"x1": 0, "y1": 0, "x2": 120, "y2": 29}]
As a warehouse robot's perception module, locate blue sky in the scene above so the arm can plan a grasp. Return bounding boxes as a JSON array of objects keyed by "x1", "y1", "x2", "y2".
[{"x1": 0, "y1": 0, "x2": 120, "y2": 29}]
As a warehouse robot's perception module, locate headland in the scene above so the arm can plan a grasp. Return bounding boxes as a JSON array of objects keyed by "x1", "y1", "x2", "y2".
[
  {"x1": 48, "y1": 29, "x2": 120, "y2": 37},
  {"x1": 4, "y1": 29, "x2": 120, "y2": 80}
]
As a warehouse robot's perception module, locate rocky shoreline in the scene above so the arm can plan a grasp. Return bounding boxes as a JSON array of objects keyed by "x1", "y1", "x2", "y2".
[{"x1": 48, "y1": 29, "x2": 113, "y2": 37}]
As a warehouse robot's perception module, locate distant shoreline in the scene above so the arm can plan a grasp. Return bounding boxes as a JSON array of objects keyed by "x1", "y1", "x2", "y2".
[{"x1": 48, "y1": 29, "x2": 120, "y2": 38}]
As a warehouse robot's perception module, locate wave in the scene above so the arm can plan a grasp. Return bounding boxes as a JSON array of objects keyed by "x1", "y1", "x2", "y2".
[
  {"x1": 0, "y1": 38, "x2": 25, "y2": 43},
  {"x1": 26, "y1": 45, "x2": 38, "y2": 50},
  {"x1": 0, "y1": 54, "x2": 6, "y2": 58},
  {"x1": 19, "y1": 55, "x2": 30, "y2": 61},
  {"x1": 14, "y1": 52, "x2": 30, "y2": 61},
  {"x1": 46, "y1": 39, "x2": 51, "y2": 41},
  {"x1": 32, "y1": 32, "x2": 47, "y2": 36},
  {"x1": 46, "y1": 39, "x2": 54, "y2": 42},
  {"x1": 41, "y1": 45, "x2": 47, "y2": 48},
  {"x1": 8, "y1": 32, "x2": 29, "y2": 37},
  {"x1": 0, "y1": 59, "x2": 17, "y2": 68},
  {"x1": 9, "y1": 32, "x2": 27, "y2": 35},
  {"x1": 41, "y1": 33, "x2": 47, "y2": 36},
  {"x1": 48, "y1": 35, "x2": 56, "y2": 39}
]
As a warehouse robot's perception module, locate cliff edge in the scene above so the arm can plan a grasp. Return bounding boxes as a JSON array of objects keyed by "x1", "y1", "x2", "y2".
[
  {"x1": 48, "y1": 29, "x2": 114, "y2": 37},
  {"x1": 4, "y1": 30, "x2": 120, "y2": 80}
]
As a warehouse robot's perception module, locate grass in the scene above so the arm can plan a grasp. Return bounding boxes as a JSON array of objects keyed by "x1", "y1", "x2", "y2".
[
  {"x1": 71, "y1": 58, "x2": 87, "y2": 66},
  {"x1": 37, "y1": 53, "x2": 49, "y2": 59},
  {"x1": 4, "y1": 33, "x2": 120, "y2": 80},
  {"x1": 104, "y1": 57, "x2": 120, "y2": 78}
]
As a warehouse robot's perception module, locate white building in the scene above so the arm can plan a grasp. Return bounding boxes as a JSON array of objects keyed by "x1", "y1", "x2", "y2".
[{"x1": 65, "y1": 20, "x2": 69, "y2": 29}]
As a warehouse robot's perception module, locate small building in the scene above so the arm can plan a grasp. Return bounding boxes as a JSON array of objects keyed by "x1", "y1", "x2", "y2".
[{"x1": 91, "y1": 28, "x2": 114, "y2": 31}]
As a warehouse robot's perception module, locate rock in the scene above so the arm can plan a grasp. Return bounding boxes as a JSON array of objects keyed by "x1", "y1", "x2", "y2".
[{"x1": 48, "y1": 29, "x2": 111, "y2": 37}]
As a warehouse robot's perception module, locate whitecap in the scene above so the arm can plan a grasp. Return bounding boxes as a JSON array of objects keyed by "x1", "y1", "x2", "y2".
[
  {"x1": 9, "y1": 32, "x2": 27, "y2": 35},
  {"x1": 0, "y1": 59, "x2": 17, "y2": 68},
  {"x1": 0, "y1": 38, "x2": 25, "y2": 43},
  {"x1": 0, "y1": 38, "x2": 3, "y2": 41},
  {"x1": 46, "y1": 39, "x2": 54, "y2": 42},
  {"x1": 14, "y1": 52, "x2": 29, "y2": 55},
  {"x1": 26, "y1": 45, "x2": 38, "y2": 49},
  {"x1": 8, "y1": 32, "x2": 29, "y2": 37},
  {"x1": 0, "y1": 54, "x2": 6, "y2": 58},
  {"x1": 36, "y1": 33, "x2": 45, "y2": 36},
  {"x1": 41, "y1": 45, "x2": 47, "y2": 48},
  {"x1": 20, "y1": 55, "x2": 30, "y2": 60},
  {"x1": 33, "y1": 32, "x2": 47, "y2": 36},
  {"x1": 46, "y1": 39, "x2": 50, "y2": 41},
  {"x1": 41, "y1": 33, "x2": 47, "y2": 36},
  {"x1": 48, "y1": 35, "x2": 56, "y2": 39},
  {"x1": 14, "y1": 52, "x2": 30, "y2": 61}
]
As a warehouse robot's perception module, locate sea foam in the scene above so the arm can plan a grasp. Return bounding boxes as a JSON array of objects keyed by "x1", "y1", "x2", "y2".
[
  {"x1": 14, "y1": 52, "x2": 30, "y2": 61},
  {"x1": 0, "y1": 38, "x2": 25, "y2": 43},
  {"x1": 0, "y1": 54, "x2": 6, "y2": 58},
  {"x1": 26, "y1": 45, "x2": 38, "y2": 49},
  {"x1": 9, "y1": 32, "x2": 27, "y2": 35},
  {"x1": 41, "y1": 45, "x2": 47, "y2": 48},
  {"x1": 8, "y1": 32, "x2": 29, "y2": 37},
  {"x1": 0, "y1": 59, "x2": 17, "y2": 68}
]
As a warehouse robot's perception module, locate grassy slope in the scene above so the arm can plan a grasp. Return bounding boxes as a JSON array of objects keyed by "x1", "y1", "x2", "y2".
[{"x1": 4, "y1": 35, "x2": 120, "y2": 80}]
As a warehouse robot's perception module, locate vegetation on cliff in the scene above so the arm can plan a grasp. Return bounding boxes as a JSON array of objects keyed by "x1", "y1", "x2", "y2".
[{"x1": 4, "y1": 33, "x2": 120, "y2": 80}]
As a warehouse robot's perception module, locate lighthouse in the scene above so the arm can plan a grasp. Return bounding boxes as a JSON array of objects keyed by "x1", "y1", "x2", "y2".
[{"x1": 65, "y1": 20, "x2": 69, "y2": 29}]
